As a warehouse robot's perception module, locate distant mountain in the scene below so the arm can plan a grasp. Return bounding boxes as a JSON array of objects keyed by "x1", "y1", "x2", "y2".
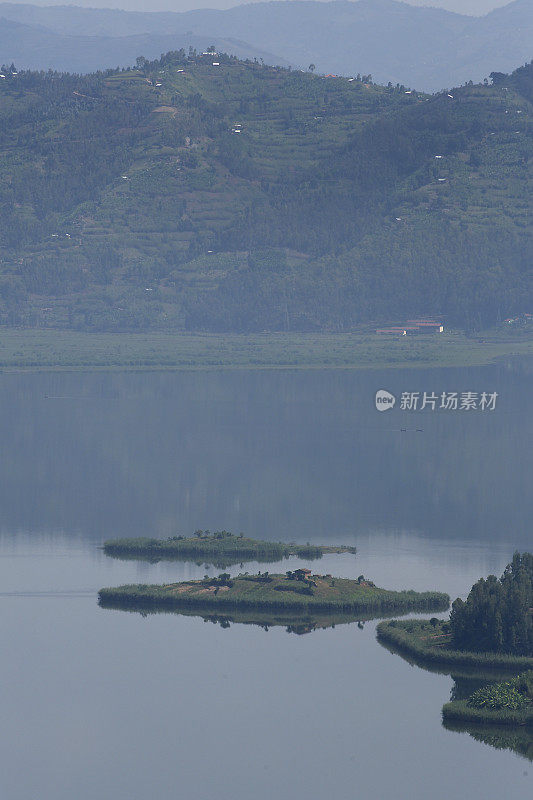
[
  {"x1": 0, "y1": 17, "x2": 288, "y2": 74},
  {"x1": 0, "y1": 53, "x2": 530, "y2": 331},
  {"x1": 0, "y1": 1, "x2": 531, "y2": 89}
]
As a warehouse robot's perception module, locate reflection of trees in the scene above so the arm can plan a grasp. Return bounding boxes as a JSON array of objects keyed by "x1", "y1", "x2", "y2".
[
  {"x1": 99, "y1": 602, "x2": 401, "y2": 635},
  {"x1": 443, "y1": 719, "x2": 533, "y2": 762}
]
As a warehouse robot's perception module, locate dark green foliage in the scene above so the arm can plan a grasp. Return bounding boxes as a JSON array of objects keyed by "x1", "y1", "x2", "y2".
[
  {"x1": 443, "y1": 670, "x2": 533, "y2": 728},
  {"x1": 467, "y1": 681, "x2": 529, "y2": 711},
  {"x1": 450, "y1": 552, "x2": 533, "y2": 656},
  {"x1": 0, "y1": 54, "x2": 531, "y2": 332},
  {"x1": 442, "y1": 699, "x2": 533, "y2": 727}
]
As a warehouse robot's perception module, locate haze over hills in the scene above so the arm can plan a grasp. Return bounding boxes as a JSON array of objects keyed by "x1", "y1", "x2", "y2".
[
  {"x1": 0, "y1": 0, "x2": 531, "y2": 90},
  {"x1": 0, "y1": 18, "x2": 288, "y2": 74},
  {"x1": 0, "y1": 51, "x2": 530, "y2": 332}
]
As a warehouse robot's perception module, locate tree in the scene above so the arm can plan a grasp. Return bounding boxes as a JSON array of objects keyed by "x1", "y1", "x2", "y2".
[{"x1": 450, "y1": 553, "x2": 532, "y2": 655}]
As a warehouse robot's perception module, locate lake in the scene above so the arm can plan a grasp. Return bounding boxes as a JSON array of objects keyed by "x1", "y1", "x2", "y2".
[{"x1": 0, "y1": 363, "x2": 531, "y2": 799}]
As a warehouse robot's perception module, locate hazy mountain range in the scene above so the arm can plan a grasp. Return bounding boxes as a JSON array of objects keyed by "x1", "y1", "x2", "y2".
[{"x1": 0, "y1": 0, "x2": 531, "y2": 90}]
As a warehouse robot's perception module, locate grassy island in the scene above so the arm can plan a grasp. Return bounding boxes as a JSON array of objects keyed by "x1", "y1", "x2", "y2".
[
  {"x1": 103, "y1": 531, "x2": 357, "y2": 567},
  {"x1": 442, "y1": 671, "x2": 533, "y2": 728},
  {"x1": 377, "y1": 619, "x2": 533, "y2": 671},
  {"x1": 98, "y1": 570, "x2": 449, "y2": 615}
]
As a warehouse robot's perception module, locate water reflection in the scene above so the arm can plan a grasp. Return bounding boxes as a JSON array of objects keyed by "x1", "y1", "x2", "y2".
[
  {"x1": 0, "y1": 362, "x2": 530, "y2": 544},
  {"x1": 442, "y1": 721, "x2": 533, "y2": 763},
  {"x1": 97, "y1": 603, "x2": 424, "y2": 635}
]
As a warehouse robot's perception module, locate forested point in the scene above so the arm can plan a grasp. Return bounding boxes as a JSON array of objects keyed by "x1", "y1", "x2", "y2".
[
  {"x1": 377, "y1": 617, "x2": 533, "y2": 671},
  {"x1": 0, "y1": 52, "x2": 531, "y2": 332},
  {"x1": 377, "y1": 552, "x2": 533, "y2": 668},
  {"x1": 450, "y1": 552, "x2": 533, "y2": 657}
]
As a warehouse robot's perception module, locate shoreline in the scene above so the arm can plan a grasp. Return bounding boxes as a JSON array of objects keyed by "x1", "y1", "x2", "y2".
[
  {"x1": 442, "y1": 700, "x2": 533, "y2": 728},
  {"x1": 103, "y1": 536, "x2": 357, "y2": 567},
  {"x1": 98, "y1": 575, "x2": 449, "y2": 616},
  {"x1": 377, "y1": 621, "x2": 533, "y2": 672},
  {"x1": 0, "y1": 329, "x2": 531, "y2": 373}
]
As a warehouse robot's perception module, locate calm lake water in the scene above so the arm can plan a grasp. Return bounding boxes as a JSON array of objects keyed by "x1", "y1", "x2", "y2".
[{"x1": 0, "y1": 363, "x2": 531, "y2": 800}]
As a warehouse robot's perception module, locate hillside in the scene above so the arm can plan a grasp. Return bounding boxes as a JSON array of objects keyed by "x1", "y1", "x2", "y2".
[
  {"x1": 0, "y1": 1, "x2": 532, "y2": 90},
  {"x1": 0, "y1": 52, "x2": 531, "y2": 332}
]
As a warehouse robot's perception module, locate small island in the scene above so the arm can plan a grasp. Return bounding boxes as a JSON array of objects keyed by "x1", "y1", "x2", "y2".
[
  {"x1": 103, "y1": 530, "x2": 357, "y2": 567},
  {"x1": 98, "y1": 569, "x2": 449, "y2": 615}
]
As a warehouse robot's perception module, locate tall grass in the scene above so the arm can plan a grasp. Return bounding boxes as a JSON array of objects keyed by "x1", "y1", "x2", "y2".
[
  {"x1": 103, "y1": 534, "x2": 356, "y2": 566},
  {"x1": 377, "y1": 620, "x2": 533, "y2": 671},
  {"x1": 98, "y1": 574, "x2": 449, "y2": 616}
]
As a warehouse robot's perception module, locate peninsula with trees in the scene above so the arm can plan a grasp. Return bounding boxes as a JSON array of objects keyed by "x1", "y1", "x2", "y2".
[{"x1": 377, "y1": 552, "x2": 533, "y2": 670}]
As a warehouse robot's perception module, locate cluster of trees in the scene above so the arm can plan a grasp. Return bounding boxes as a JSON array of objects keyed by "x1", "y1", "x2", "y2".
[{"x1": 450, "y1": 552, "x2": 533, "y2": 657}]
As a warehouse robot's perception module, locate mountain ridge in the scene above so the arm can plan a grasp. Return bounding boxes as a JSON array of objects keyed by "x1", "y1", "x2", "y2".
[
  {"x1": 0, "y1": 1, "x2": 531, "y2": 90},
  {"x1": 0, "y1": 52, "x2": 530, "y2": 332}
]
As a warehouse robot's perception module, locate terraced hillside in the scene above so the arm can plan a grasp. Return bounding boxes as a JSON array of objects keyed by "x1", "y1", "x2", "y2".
[{"x1": 0, "y1": 52, "x2": 531, "y2": 331}]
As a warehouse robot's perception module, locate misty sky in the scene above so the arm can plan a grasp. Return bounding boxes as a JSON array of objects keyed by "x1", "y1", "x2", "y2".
[{"x1": 11, "y1": 0, "x2": 515, "y2": 19}]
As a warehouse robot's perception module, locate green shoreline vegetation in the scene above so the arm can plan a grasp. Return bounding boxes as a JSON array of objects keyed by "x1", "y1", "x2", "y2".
[
  {"x1": 103, "y1": 531, "x2": 357, "y2": 567},
  {"x1": 98, "y1": 571, "x2": 449, "y2": 615},
  {"x1": 0, "y1": 328, "x2": 531, "y2": 371},
  {"x1": 378, "y1": 552, "x2": 533, "y2": 670},
  {"x1": 377, "y1": 619, "x2": 533, "y2": 671},
  {"x1": 442, "y1": 671, "x2": 533, "y2": 728}
]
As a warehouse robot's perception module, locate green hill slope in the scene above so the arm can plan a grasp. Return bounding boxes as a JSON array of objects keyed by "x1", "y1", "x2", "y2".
[{"x1": 0, "y1": 51, "x2": 531, "y2": 331}]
